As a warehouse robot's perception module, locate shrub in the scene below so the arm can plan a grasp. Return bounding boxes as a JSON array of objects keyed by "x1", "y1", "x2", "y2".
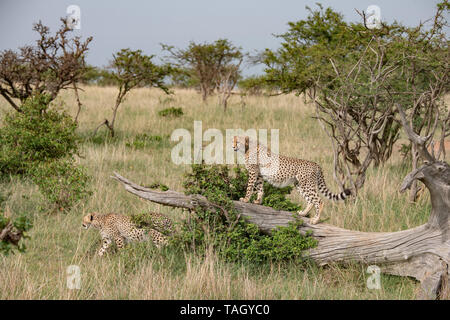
[
  {"x1": 172, "y1": 164, "x2": 316, "y2": 264},
  {"x1": 238, "y1": 75, "x2": 268, "y2": 96},
  {"x1": 158, "y1": 107, "x2": 184, "y2": 118},
  {"x1": 30, "y1": 160, "x2": 92, "y2": 212},
  {"x1": 125, "y1": 133, "x2": 166, "y2": 150},
  {"x1": 0, "y1": 94, "x2": 79, "y2": 177},
  {"x1": 144, "y1": 182, "x2": 169, "y2": 191},
  {"x1": 0, "y1": 94, "x2": 91, "y2": 212}
]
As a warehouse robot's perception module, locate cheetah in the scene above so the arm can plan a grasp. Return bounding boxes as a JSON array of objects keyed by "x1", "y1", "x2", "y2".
[
  {"x1": 82, "y1": 212, "x2": 168, "y2": 256},
  {"x1": 232, "y1": 136, "x2": 351, "y2": 224},
  {"x1": 134, "y1": 211, "x2": 174, "y2": 234}
]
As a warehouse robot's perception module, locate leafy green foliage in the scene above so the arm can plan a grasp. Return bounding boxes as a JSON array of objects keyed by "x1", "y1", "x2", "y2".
[
  {"x1": 144, "y1": 182, "x2": 169, "y2": 191},
  {"x1": 0, "y1": 94, "x2": 79, "y2": 177},
  {"x1": 223, "y1": 220, "x2": 316, "y2": 263},
  {"x1": 261, "y1": 4, "x2": 369, "y2": 94},
  {"x1": 81, "y1": 65, "x2": 117, "y2": 86},
  {"x1": 0, "y1": 94, "x2": 91, "y2": 212},
  {"x1": 263, "y1": 2, "x2": 448, "y2": 123},
  {"x1": 110, "y1": 49, "x2": 172, "y2": 93},
  {"x1": 162, "y1": 39, "x2": 243, "y2": 101},
  {"x1": 168, "y1": 67, "x2": 200, "y2": 89},
  {"x1": 30, "y1": 159, "x2": 92, "y2": 212},
  {"x1": 172, "y1": 164, "x2": 316, "y2": 264},
  {"x1": 125, "y1": 133, "x2": 167, "y2": 150},
  {"x1": 260, "y1": 184, "x2": 301, "y2": 212},
  {"x1": 158, "y1": 107, "x2": 184, "y2": 118},
  {"x1": 238, "y1": 75, "x2": 270, "y2": 96}
]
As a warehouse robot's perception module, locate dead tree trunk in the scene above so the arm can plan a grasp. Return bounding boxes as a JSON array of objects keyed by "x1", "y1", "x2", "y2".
[{"x1": 111, "y1": 165, "x2": 449, "y2": 299}]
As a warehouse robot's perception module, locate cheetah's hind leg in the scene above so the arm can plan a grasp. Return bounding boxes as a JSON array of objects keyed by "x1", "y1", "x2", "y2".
[
  {"x1": 310, "y1": 201, "x2": 324, "y2": 225},
  {"x1": 114, "y1": 236, "x2": 125, "y2": 249},
  {"x1": 295, "y1": 183, "x2": 313, "y2": 217}
]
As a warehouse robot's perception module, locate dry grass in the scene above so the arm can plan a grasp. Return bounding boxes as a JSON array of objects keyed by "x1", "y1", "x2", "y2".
[{"x1": 1, "y1": 86, "x2": 444, "y2": 299}]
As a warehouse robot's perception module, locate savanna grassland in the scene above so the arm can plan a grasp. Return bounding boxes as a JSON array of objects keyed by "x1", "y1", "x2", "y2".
[{"x1": 1, "y1": 86, "x2": 444, "y2": 299}]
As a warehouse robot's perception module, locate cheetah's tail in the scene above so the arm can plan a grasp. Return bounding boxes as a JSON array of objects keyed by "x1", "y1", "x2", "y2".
[{"x1": 316, "y1": 170, "x2": 351, "y2": 201}]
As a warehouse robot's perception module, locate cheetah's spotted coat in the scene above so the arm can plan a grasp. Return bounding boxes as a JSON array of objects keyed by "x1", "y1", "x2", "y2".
[{"x1": 82, "y1": 212, "x2": 167, "y2": 256}]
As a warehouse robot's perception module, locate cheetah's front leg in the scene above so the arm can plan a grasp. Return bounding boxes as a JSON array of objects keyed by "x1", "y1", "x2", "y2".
[
  {"x1": 98, "y1": 237, "x2": 112, "y2": 256},
  {"x1": 240, "y1": 166, "x2": 258, "y2": 203},
  {"x1": 297, "y1": 202, "x2": 313, "y2": 217}
]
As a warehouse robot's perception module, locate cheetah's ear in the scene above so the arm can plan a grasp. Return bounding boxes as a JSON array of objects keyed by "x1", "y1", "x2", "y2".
[
  {"x1": 244, "y1": 136, "x2": 249, "y2": 152},
  {"x1": 90, "y1": 213, "x2": 94, "y2": 221}
]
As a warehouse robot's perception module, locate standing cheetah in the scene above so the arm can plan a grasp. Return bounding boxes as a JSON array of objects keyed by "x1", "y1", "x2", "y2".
[
  {"x1": 232, "y1": 136, "x2": 351, "y2": 224},
  {"x1": 82, "y1": 212, "x2": 167, "y2": 256}
]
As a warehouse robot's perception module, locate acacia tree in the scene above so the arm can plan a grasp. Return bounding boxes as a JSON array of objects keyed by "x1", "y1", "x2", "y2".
[
  {"x1": 262, "y1": 3, "x2": 449, "y2": 193},
  {"x1": 0, "y1": 18, "x2": 92, "y2": 116},
  {"x1": 94, "y1": 49, "x2": 172, "y2": 137},
  {"x1": 162, "y1": 39, "x2": 244, "y2": 104}
]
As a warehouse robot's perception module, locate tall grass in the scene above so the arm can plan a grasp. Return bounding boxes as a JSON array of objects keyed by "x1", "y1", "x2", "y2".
[{"x1": 0, "y1": 86, "x2": 444, "y2": 299}]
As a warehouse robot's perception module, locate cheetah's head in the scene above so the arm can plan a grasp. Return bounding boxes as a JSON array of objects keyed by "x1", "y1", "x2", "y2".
[
  {"x1": 232, "y1": 136, "x2": 250, "y2": 152},
  {"x1": 82, "y1": 213, "x2": 96, "y2": 229}
]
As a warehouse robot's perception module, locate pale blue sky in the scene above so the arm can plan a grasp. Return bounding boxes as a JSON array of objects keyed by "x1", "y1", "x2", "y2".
[{"x1": 0, "y1": 0, "x2": 446, "y2": 75}]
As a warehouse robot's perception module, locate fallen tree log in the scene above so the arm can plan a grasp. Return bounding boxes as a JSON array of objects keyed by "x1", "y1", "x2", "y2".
[{"x1": 112, "y1": 160, "x2": 449, "y2": 299}]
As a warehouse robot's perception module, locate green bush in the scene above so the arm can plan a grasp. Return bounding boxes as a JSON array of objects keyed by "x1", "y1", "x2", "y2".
[
  {"x1": 0, "y1": 94, "x2": 92, "y2": 212},
  {"x1": 30, "y1": 159, "x2": 92, "y2": 212},
  {"x1": 144, "y1": 182, "x2": 169, "y2": 191},
  {"x1": 172, "y1": 164, "x2": 316, "y2": 264},
  {"x1": 158, "y1": 107, "x2": 184, "y2": 118},
  {"x1": 0, "y1": 94, "x2": 78, "y2": 177},
  {"x1": 125, "y1": 133, "x2": 166, "y2": 150},
  {"x1": 238, "y1": 75, "x2": 268, "y2": 95}
]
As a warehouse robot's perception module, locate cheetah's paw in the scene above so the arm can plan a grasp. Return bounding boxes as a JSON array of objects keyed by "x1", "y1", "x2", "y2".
[
  {"x1": 297, "y1": 210, "x2": 309, "y2": 217},
  {"x1": 310, "y1": 216, "x2": 320, "y2": 225}
]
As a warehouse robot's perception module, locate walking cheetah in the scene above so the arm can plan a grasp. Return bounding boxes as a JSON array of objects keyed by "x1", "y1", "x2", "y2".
[
  {"x1": 232, "y1": 136, "x2": 351, "y2": 224},
  {"x1": 82, "y1": 212, "x2": 168, "y2": 256}
]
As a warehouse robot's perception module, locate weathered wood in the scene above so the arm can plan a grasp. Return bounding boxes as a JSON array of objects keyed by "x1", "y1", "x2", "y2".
[{"x1": 111, "y1": 163, "x2": 449, "y2": 299}]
